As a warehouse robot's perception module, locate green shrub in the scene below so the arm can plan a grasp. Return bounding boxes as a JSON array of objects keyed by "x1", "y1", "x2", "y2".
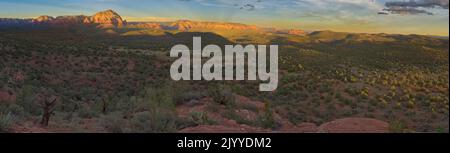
[
  {"x1": 208, "y1": 84, "x2": 235, "y2": 106},
  {"x1": 284, "y1": 107, "x2": 307, "y2": 125},
  {"x1": 128, "y1": 110, "x2": 178, "y2": 133},
  {"x1": 174, "y1": 91, "x2": 206, "y2": 105},
  {"x1": 222, "y1": 109, "x2": 254, "y2": 126},
  {"x1": 16, "y1": 85, "x2": 41, "y2": 116},
  {"x1": 102, "y1": 83, "x2": 182, "y2": 133},
  {"x1": 143, "y1": 85, "x2": 176, "y2": 109},
  {"x1": 256, "y1": 101, "x2": 277, "y2": 129},
  {"x1": 389, "y1": 120, "x2": 408, "y2": 133},
  {"x1": 0, "y1": 112, "x2": 15, "y2": 133},
  {"x1": 174, "y1": 117, "x2": 197, "y2": 130},
  {"x1": 78, "y1": 104, "x2": 99, "y2": 119},
  {"x1": 0, "y1": 103, "x2": 25, "y2": 119},
  {"x1": 100, "y1": 112, "x2": 126, "y2": 133},
  {"x1": 189, "y1": 112, "x2": 217, "y2": 125}
]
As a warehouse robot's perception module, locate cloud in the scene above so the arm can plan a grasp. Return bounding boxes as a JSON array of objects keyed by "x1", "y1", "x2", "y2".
[
  {"x1": 383, "y1": 6, "x2": 434, "y2": 15},
  {"x1": 240, "y1": 4, "x2": 255, "y2": 11},
  {"x1": 285, "y1": 0, "x2": 382, "y2": 24},
  {"x1": 177, "y1": 0, "x2": 446, "y2": 18},
  {"x1": 385, "y1": 0, "x2": 449, "y2": 9},
  {"x1": 382, "y1": 0, "x2": 449, "y2": 15}
]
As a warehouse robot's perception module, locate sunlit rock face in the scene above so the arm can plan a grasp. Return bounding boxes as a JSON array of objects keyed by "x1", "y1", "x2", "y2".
[
  {"x1": 85, "y1": 9, "x2": 127, "y2": 28},
  {"x1": 127, "y1": 22, "x2": 164, "y2": 29},
  {"x1": 32, "y1": 15, "x2": 54, "y2": 23},
  {"x1": 287, "y1": 29, "x2": 306, "y2": 36},
  {"x1": 31, "y1": 9, "x2": 126, "y2": 28},
  {"x1": 169, "y1": 20, "x2": 261, "y2": 31}
]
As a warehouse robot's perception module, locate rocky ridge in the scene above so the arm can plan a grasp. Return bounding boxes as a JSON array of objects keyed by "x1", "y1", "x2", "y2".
[{"x1": 31, "y1": 9, "x2": 126, "y2": 28}]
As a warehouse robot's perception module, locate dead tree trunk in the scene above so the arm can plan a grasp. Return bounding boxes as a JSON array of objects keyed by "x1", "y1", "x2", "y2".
[
  {"x1": 40, "y1": 97, "x2": 57, "y2": 127},
  {"x1": 102, "y1": 98, "x2": 108, "y2": 115}
]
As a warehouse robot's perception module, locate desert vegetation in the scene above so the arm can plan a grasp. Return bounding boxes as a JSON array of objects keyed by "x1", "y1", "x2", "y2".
[{"x1": 0, "y1": 17, "x2": 448, "y2": 133}]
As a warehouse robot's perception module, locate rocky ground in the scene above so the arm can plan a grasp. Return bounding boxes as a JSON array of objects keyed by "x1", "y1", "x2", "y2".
[
  {"x1": 178, "y1": 95, "x2": 389, "y2": 133},
  {"x1": 7, "y1": 95, "x2": 390, "y2": 133}
]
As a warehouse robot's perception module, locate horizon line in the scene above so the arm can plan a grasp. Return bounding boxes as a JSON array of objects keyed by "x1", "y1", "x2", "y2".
[{"x1": 0, "y1": 10, "x2": 448, "y2": 37}]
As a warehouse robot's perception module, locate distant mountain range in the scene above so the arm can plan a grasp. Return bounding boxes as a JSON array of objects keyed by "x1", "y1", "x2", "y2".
[
  {"x1": 0, "y1": 18, "x2": 32, "y2": 27},
  {"x1": 0, "y1": 9, "x2": 305, "y2": 35},
  {"x1": 0, "y1": 10, "x2": 126, "y2": 28},
  {"x1": 1, "y1": 9, "x2": 448, "y2": 45},
  {"x1": 31, "y1": 9, "x2": 126, "y2": 28}
]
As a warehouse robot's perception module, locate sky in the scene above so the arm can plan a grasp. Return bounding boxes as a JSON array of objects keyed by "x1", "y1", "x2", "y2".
[{"x1": 0, "y1": 0, "x2": 448, "y2": 36}]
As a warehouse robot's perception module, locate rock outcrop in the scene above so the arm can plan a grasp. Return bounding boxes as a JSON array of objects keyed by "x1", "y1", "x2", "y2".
[
  {"x1": 127, "y1": 22, "x2": 163, "y2": 29},
  {"x1": 2, "y1": 10, "x2": 307, "y2": 34},
  {"x1": 32, "y1": 15, "x2": 54, "y2": 23},
  {"x1": 287, "y1": 29, "x2": 306, "y2": 35},
  {"x1": 317, "y1": 118, "x2": 389, "y2": 133},
  {"x1": 84, "y1": 9, "x2": 126, "y2": 28},
  {"x1": 169, "y1": 20, "x2": 260, "y2": 31},
  {"x1": 176, "y1": 94, "x2": 390, "y2": 133},
  {"x1": 30, "y1": 9, "x2": 126, "y2": 28}
]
